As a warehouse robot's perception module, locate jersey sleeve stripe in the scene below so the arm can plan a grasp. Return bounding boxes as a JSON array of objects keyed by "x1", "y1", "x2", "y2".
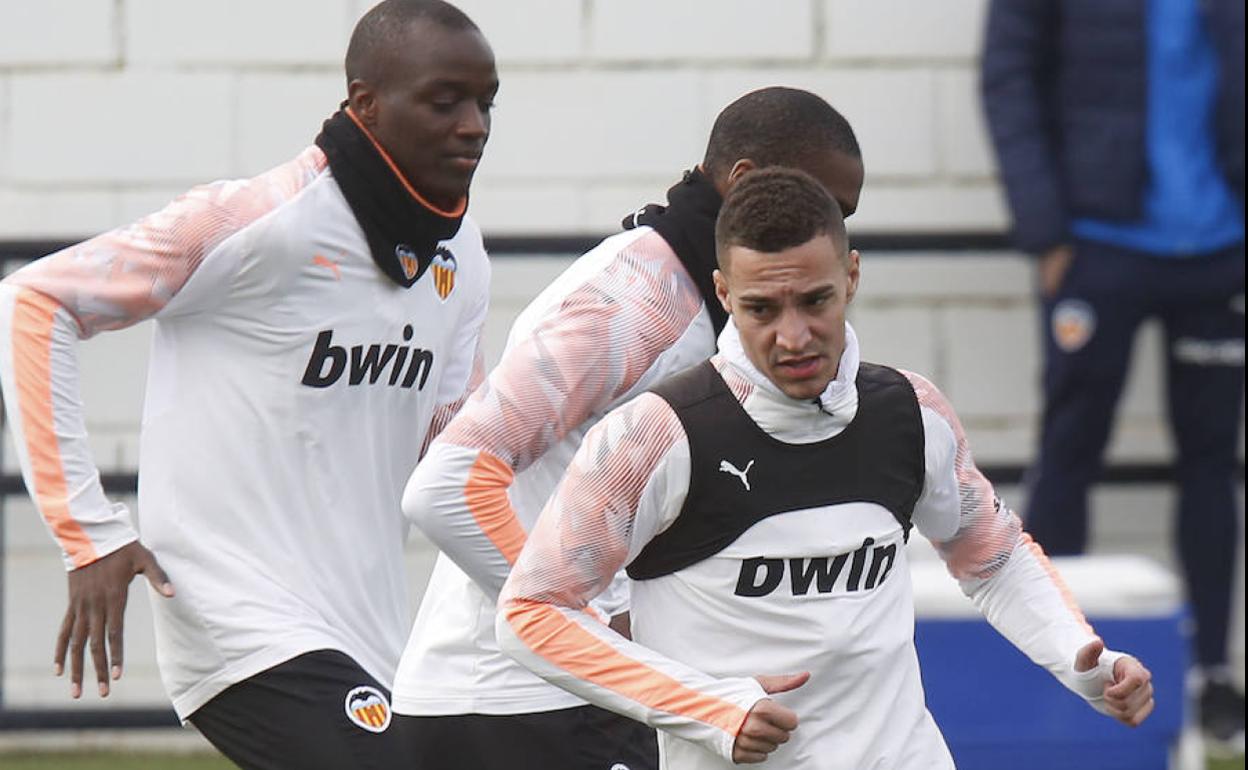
[
  {"x1": 11, "y1": 289, "x2": 96, "y2": 567},
  {"x1": 503, "y1": 598, "x2": 749, "y2": 736},
  {"x1": 1022, "y1": 532, "x2": 1094, "y2": 635},
  {"x1": 464, "y1": 451, "x2": 527, "y2": 565}
]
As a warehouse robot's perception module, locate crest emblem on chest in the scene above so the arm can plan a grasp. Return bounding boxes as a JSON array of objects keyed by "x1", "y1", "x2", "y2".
[
  {"x1": 431, "y1": 247, "x2": 457, "y2": 301},
  {"x1": 395, "y1": 243, "x2": 420, "y2": 282}
]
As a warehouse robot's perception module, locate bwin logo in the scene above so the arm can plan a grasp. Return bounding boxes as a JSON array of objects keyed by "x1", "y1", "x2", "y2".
[
  {"x1": 734, "y1": 537, "x2": 897, "y2": 597},
  {"x1": 302, "y1": 326, "x2": 434, "y2": 389}
]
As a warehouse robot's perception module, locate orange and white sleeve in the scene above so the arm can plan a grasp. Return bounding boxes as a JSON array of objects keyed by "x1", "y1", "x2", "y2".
[
  {"x1": 497, "y1": 393, "x2": 767, "y2": 762},
  {"x1": 904, "y1": 371, "x2": 1123, "y2": 710},
  {"x1": 0, "y1": 147, "x2": 327, "y2": 570},
  {"x1": 402, "y1": 241, "x2": 703, "y2": 600}
]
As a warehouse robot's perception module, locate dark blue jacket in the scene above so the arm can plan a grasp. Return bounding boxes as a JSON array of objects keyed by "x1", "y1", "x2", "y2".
[{"x1": 980, "y1": 0, "x2": 1245, "y2": 254}]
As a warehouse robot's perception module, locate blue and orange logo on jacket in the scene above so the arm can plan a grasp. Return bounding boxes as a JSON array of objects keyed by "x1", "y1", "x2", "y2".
[{"x1": 431, "y1": 247, "x2": 457, "y2": 301}]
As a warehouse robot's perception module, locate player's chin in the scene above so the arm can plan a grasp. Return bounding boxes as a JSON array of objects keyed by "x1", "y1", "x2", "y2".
[
  {"x1": 427, "y1": 167, "x2": 476, "y2": 205},
  {"x1": 771, "y1": 373, "x2": 826, "y2": 401}
]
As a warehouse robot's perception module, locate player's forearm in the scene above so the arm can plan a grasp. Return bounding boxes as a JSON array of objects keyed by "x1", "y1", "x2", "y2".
[
  {"x1": 0, "y1": 285, "x2": 138, "y2": 569},
  {"x1": 961, "y1": 535, "x2": 1104, "y2": 693},
  {"x1": 497, "y1": 596, "x2": 765, "y2": 761},
  {"x1": 402, "y1": 441, "x2": 522, "y2": 600}
]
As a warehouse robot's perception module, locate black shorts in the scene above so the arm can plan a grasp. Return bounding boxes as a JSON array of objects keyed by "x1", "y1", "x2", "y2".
[
  {"x1": 392, "y1": 704, "x2": 659, "y2": 770},
  {"x1": 191, "y1": 649, "x2": 403, "y2": 770}
]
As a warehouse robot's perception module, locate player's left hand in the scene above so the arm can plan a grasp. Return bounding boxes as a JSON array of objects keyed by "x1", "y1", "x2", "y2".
[{"x1": 1074, "y1": 638, "x2": 1155, "y2": 727}]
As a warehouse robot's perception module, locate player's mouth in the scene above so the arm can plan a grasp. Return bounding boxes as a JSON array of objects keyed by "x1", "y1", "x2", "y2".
[
  {"x1": 445, "y1": 153, "x2": 482, "y2": 172},
  {"x1": 773, "y1": 354, "x2": 823, "y2": 379}
]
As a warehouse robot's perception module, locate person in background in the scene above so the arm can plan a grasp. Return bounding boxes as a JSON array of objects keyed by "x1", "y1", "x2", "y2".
[{"x1": 981, "y1": 0, "x2": 1244, "y2": 751}]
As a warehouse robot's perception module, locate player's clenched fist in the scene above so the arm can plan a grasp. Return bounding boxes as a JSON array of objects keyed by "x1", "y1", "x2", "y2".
[
  {"x1": 1074, "y1": 638, "x2": 1156, "y2": 728},
  {"x1": 733, "y1": 672, "x2": 810, "y2": 764}
]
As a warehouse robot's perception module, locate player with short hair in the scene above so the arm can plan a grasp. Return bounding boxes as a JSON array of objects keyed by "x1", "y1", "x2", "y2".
[
  {"x1": 393, "y1": 87, "x2": 864, "y2": 769},
  {"x1": 497, "y1": 167, "x2": 1156, "y2": 769},
  {"x1": 0, "y1": 1, "x2": 497, "y2": 767}
]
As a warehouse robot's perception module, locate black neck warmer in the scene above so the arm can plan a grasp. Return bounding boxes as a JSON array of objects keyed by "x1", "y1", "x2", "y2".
[
  {"x1": 315, "y1": 106, "x2": 465, "y2": 288},
  {"x1": 623, "y1": 168, "x2": 727, "y2": 334}
]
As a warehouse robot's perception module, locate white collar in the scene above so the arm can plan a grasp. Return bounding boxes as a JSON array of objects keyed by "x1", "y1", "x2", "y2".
[{"x1": 716, "y1": 317, "x2": 861, "y2": 417}]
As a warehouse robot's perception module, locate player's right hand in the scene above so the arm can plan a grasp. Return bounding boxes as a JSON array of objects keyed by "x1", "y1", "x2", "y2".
[
  {"x1": 1039, "y1": 244, "x2": 1074, "y2": 298},
  {"x1": 55, "y1": 541, "x2": 174, "y2": 698},
  {"x1": 732, "y1": 672, "x2": 810, "y2": 764}
]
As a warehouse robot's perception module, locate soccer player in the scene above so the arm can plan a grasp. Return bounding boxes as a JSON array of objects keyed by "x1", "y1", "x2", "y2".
[
  {"x1": 392, "y1": 88, "x2": 864, "y2": 768},
  {"x1": 496, "y1": 168, "x2": 1156, "y2": 769},
  {"x1": 0, "y1": 2, "x2": 496, "y2": 767}
]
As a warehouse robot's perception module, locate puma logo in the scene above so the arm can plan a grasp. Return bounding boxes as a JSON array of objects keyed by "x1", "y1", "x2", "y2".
[
  {"x1": 312, "y1": 254, "x2": 341, "y2": 281},
  {"x1": 719, "y1": 459, "x2": 755, "y2": 491}
]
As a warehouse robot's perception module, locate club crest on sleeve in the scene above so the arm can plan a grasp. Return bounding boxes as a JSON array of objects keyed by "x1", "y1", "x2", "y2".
[
  {"x1": 344, "y1": 685, "x2": 392, "y2": 733},
  {"x1": 431, "y1": 247, "x2": 457, "y2": 301},
  {"x1": 395, "y1": 243, "x2": 419, "y2": 282},
  {"x1": 1052, "y1": 299, "x2": 1096, "y2": 353}
]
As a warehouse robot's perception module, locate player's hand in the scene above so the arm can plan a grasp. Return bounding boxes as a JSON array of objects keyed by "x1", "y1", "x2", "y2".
[
  {"x1": 1074, "y1": 638, "x2": 1155, "y2": 727},
  {"x1": 732, "y1": 672, "x2": 810, "y2": 764},
  {"x1": 1038, "y1": 244, "x2": 1074, "y2": 298},
  {"x1": 55, "y1": 541, "x2": 174, "y2": 698}
]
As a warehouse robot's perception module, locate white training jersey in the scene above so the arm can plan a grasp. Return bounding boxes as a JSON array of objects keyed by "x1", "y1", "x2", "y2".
[
  {"x1": 393, "y1": 227, "x2": 715, "y2": 714},
  {"x1": 0, "y1": 147, "x2": 489, "y2": 718},
  {"x1": 498, "y1": 321, "x2": 1118, "y2": 769}
]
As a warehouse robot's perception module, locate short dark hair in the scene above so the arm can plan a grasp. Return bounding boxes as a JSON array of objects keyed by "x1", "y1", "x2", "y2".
[
  {"x1": 702, "y1": 87, "x2": 861, "y2": 180},
  {"x1": 715, "y1": 167, "x2": 847, "y2": 268},
  {"x1": 345, "y1": 0, "x2": 479, "y2": 85}
]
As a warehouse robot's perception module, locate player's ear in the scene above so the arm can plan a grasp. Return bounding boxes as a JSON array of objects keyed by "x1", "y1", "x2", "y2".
[
  {"x1": 347, "y1": 79, "x2": 379, "y2": 126},
  {"x1": 713, "y1": 268, "x2": 732, "y2": 315},
  {"x1": 845, "y1": 249, "x2": 861, "y2": 304},
  {"x1": 724, "y1": 159, "x2": 757, "y2": 192}
]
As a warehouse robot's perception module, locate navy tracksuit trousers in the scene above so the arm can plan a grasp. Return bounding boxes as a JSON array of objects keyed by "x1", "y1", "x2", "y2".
[{"x1": 1025, "y1": 238, "x2": 1244, "y2": 668}]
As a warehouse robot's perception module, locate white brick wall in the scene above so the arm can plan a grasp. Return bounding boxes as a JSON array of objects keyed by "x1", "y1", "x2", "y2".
[
  {"x1": 589, "y1": 1, "x2": 817, "y2": 62},
  {"x1": 825, "y1": 0, "x2": 988, "y2": 61},
  {"x1": 235, "y1": 73, "x2": 342, "y2": 174},
  {"x1": 454, "y1": 0, "x2": 584, "y2": 63},
  {"x1": 704, "y1": 68, "x2": 940, "y2": 180},
  {"x1": 479, "y1": 70, "x2": 706, "y2": 181},
  {"x1": 0, "y1": 75, "x2": 7, "y2": 183},
  {"x1": 0, "y1": 187, "x2": 118, "y2": 238},
  {"x1": 124, "y1": 0, "x2": 353, "y2": 66},
  {"x1": 0, "y1": 1, "x2": 118, "y2": 67},
  {"x1": 937, "y1": 69, "x2": 995, "y2": 178},
  {"x1": 8, "y1": 73, "x2": 233, "y2": 184},
  {"x1": 0, "y1": 0, "x2": 1011, "y2": 237}
]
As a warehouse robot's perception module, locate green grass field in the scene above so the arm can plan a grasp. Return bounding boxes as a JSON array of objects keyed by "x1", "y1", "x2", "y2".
[{"x1": 0, "y1": 753, "x2": 1243, "y2": 770}]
